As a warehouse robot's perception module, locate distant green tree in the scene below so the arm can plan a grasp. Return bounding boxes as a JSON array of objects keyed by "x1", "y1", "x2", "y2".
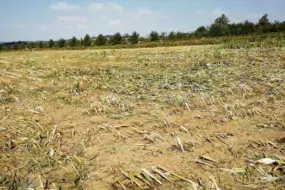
[
  {"x1": 139, "y1": 36, "x2": 146, "y2": 42},
  {"x1": 195, "y1": 26, "x2": 208, "y2": 37},
  {"x1": 209, "y1": 14, "x2": 230, "y2": 36},
  {"x1": 19, "y1": 43, "x2": 27, "y2": 49},
  {"x1": 243, "y1": 20, "x2": 255, "y2": 35},
  {"x1": 12, "y1": 43, "x2": 19, "y2": 50},
  {"x1": 269, "y1": 20, "x2": 284, "y2": 32},
  {"x1": 258, "y1": 14, "x2": 271, "y2": 33},
  {"x1": 168, "y1": 31, "x2": 176, "y2": 41},
  {"x1": 258, "y1": 14, "x2": 270, "y2": 26},
  {"x1": 39, "y1": 41, "x2": 44, "y2": 48},
  {"x1": 176, "y1": 31, "x2": 186, "y2": 40},
  {"x1": 129, "y1": 31, "x2": 140, "y2": 44},
  {"x1": 48, "y1": 39, "x2": 54, "y2": 48},
  {"x1": 27, "y1": 43, "x2": 31, "y2": 49},
  {"x1": 58, "y1": 39, "x2": 66, "y2": 48},
  {"x1": 228, "y1": 23, "x2": 237, "y2": 35},
  {"x1": 0, "y1": 45, "x2": 7, "y2": 51},
  {"x1": 76, "y1": 39, "x2": 81, "y2": 46},
  {"x1": 159, "y1": 32, "x2": 167, "y2": 40},
  {"x1": 110, "y1": 32, "x2": 122, "y2": 45},
  {"x1": 209, "y1": 24, "x2": 224, "y2": 36},
  {"x1": 121, "y1": 33, "x2": 129, "y2": 44},
  {"x1": 215, "y1": 14, "x2": 230, "y2": 26},
  {"x1": 95, "y1": 34, "x2": 107, "y2": 45},
  {"x1": 124, "y1": 33, "x2": 130, "y2": 39},
  {"x1": 280, "y1": 21, "x2": 285, "y2": 32},
  {"x1": 70, "y1": 36, "x2": 77, "y2": 47},
  {"x1": 149, "y1": 31, "x2": 159, "y2": 42},
  {"x1": 230, "y1": 23, "x2": 245, "y2": 35},
  {"x1": 83, "y1": 34, "x2": 92, "y2": 46},
  {"x1": 30, "y1": 42, "x2": 36, "y2": 49}
]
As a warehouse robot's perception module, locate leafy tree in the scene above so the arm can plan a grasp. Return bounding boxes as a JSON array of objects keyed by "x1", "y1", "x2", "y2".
[
  {"x1": 83, "y1": 34, "x2": 92, "y2": 46},
  {"x1": 129, "y1": 31, "x2": 140, "y2": 44},
  {"x1": 269, "y1": 21, "x2": 281, "y2": 32},
  {"x1": 168, "y1": 31, "x2": 176, "y2": 41},
  {"x1": 95, "y1": 34, "x2": 107, "y2": 45},
  {"x1": 195, "y1": 26, "x2": 208, "y2": 37},
  {"x1": 257, "y1": 14, "x2": 271, "y2": 33},
  {"x1": 209, "y1": 14, "x2": 230, "y2": 36},
  {"x1": 0, "y1": 45, "x2": 7, "y2": 51},
  {"x1": 110, "y1": 32, "x2": 122, "y2": 45},
  {"x1": 149, "y1": 31, "x2": 159, "y2": 42},
  {"x1": 12, "y1": 44, "x2": 19, "y2": 50},
  {"x1": 30, "y1": 42, "x2": 36, "y2": 49},
  {"x1": 258, "y1": 14, "x2": 270, "y2": 26},
  {"x1": 139, "y1": 36, "x2": 146, "y2": 42},
  {"x1": 124, "y1": 33, "x2": 130, "y2": 38},
  {"x1": 159, "y1": 32, "x2": 167, "y2": 40},
  {"x1": 39, "y1": 41, "x2": 44, "y2": 48},
  {"x1": 228, "y1": 23, "x2": 239, "y2": 35},
  {"x1": 19, "y1": 43, "x2": 27, "y2": 49},
  {"x1": 209, "y1": 24, "x2": 223, "y2": 36},
  {"x1": 70, "y1": 36, "x2": 77, "y2": 47},
  {"x1": 215, "y1": 14, "x2": 230, "y2": 26},
  {"x1": 243, "y1": 20, "x2": 255, "y2": 35},
  {"x1": 58, "y1": 39, "x2": 66, "y2": 48},
  {"x1": 188, "y1": 32, "x2": 195, "y2": 38},
  {"x1": 76, "y1": 39, "x2": 81, "y2": 46},
  {"x1": 279, "y1": 21, "x2": 285, "y2": 32},
  {"x1": 176, "y1": 31, "x2": 186, "y2": 40},
  {"x1": 121, "y1": 33, "x2": 130, "y2": 44},
  {"x1": 48, "y1": 39, "x2": 54, "y2": 48}
]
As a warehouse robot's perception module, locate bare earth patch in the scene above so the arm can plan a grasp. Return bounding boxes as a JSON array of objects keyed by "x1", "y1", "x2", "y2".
[{"x1": 0, "y1": 45, "x2": 284, "y2": 189}]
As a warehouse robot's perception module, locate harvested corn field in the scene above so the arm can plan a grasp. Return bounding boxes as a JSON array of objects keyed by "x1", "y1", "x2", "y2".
[{"x1": 0, "y1": 44, "x2": 285, "y2": 189}]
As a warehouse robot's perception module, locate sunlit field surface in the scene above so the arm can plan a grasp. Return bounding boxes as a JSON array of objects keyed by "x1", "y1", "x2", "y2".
[{"x1": 0, "y1": 43, "x2": 284, "y2": 189}]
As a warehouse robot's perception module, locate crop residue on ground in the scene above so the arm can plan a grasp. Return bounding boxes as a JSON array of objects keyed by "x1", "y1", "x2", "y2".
[{"x1": 0, "y1": 45, "x2": 284, "y2": 189}]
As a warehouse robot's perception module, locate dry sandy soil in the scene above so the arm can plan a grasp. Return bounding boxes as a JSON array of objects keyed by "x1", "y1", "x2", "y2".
[{"x1": 0, "y1": 45, "x2": 284, "y2": 189}]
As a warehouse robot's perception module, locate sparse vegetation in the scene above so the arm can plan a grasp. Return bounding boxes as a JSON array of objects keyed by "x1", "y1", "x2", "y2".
[{"x1": 0, "y1": 37, "x2": 284, "y2": 189}]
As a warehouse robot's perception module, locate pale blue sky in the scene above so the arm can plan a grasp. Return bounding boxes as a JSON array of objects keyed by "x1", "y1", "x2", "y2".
[{"x1": 0, "y1": 0, "x2": 284, "y2": 41}]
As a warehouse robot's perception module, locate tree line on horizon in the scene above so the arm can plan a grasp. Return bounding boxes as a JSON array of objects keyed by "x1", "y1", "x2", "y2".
[{"x1": 1, "y1": 13, "x2": 285, "y2": 51}]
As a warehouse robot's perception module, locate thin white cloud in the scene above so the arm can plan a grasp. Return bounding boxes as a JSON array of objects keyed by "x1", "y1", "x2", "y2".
[
  {"x1": 137, "y1": 8, "x2": 155, "y2": 17},
  {"x1": 133, "y1": 8, "x2": 168, "y2": 20},
  {"x1": 245, "y1": 13, "x2": 263, "y2": 20},
  {"x1": 108, "y1": 19, "x2": 123, "y2": 28},
  {"x1": 50, "y1": 2, "x2": 80, "y2": 11},
  {"x1": 211, "y1": 8, "x2": 227, "y2": 17},
  {"x1": 15, "y1": 24, "x2": 27, "y2": 29},
  {"x1": 230, "y1": 13, "x2": 263, "y2": 23},
  {"x1": 88, "y1": 2, "x2": 124, "y2": 14},
  {"x1": 40, "y1": 24, "x2": 48, "y2": 30},
  {"x1": 195, "y1": 8, "x2": 229, "y2": 24},
  {"x1": 196, "y1": 8, "x2": 227, "y2": 17},
  {"x1": 65, "y1": 25, "x2": 73, "y2": 29},
  {"x1": 89, "y1": 3, "x2": 104, "y2": 11},
  {"x1": 76, "y1": 24, "x2": 86, "y2": 29},
  {"x1": 197, "y1": 10, "x2": 206, "y2": 15},
  {"x1": 197, "y1": 8, "x2": 262, "y2": 24},
  {"x1": 57, "y1": 16, "x2": 87, "y2": 23}
]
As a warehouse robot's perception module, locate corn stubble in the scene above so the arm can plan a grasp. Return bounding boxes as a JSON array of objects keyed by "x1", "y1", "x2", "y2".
[{"x1": 0, "y1": 38, "x2": 284, "y2": 189}]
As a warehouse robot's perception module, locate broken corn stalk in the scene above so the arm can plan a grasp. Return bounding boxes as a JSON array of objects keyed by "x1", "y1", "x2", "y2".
[
  {"x1": 142, "y1": 169, "x2": 162, "y2": 185},
  {"x1": 176, "y1": 136, "x2": 184, "y2": 152},
  {"x1": 121, "y1": 169, "x2": 143, "y2": 188},
  {"x1": 172, "y1": 173, "x2": 198, "y2": 190}
]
